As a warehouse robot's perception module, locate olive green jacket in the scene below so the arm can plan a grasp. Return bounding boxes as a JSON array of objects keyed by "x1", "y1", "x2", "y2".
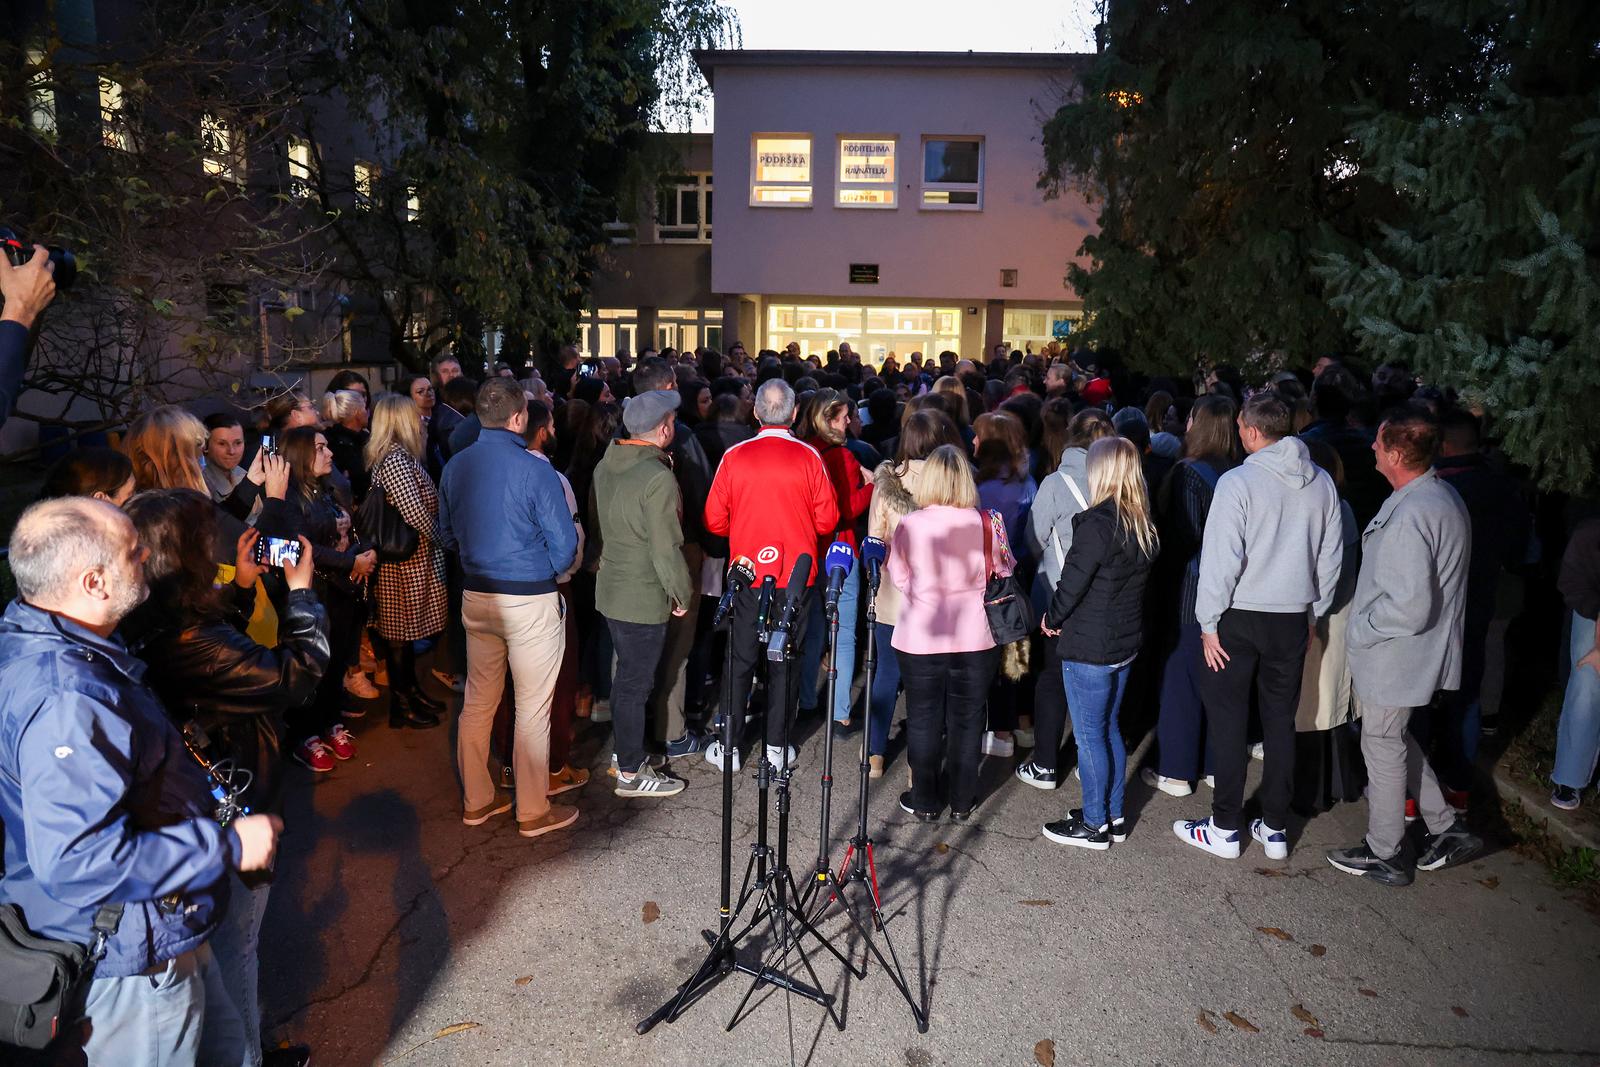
[{"x1": 593, "y1": 440, "x2": 693, "y2": 625}]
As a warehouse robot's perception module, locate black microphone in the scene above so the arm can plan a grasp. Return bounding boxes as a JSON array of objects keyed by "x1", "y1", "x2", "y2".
[
  {"x1": 712, "y1": 555, "x2": 756, "y2": 629},
  {"x1": 860, "y1": 536, "x2": 886, "y2": 595},
  {"x1": 766, "y1": 553, "x2": 812, "y2": 662},
  {"x1": 822, "y1": 541, "x2": 854, "y2": 613},
  {"x1": 753, "y1": 575, "x2": 776, "y2": 637}
]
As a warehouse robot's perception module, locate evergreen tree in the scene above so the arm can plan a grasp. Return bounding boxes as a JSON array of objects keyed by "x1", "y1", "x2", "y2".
[{"x1": 1317, "y1": 0, "x2": 1600, "y2": 490}]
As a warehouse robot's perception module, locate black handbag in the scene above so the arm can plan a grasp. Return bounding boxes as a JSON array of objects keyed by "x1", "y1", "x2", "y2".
[
  {"x1": 355, "y1": 479, "x2": 418, "y2": 563},
  {"x1": 0, "y1": 902, "x2": 121, "y2": 1051},
  {"x1": 978, "y1": 509, "x2": 1034, "y2": 645}
]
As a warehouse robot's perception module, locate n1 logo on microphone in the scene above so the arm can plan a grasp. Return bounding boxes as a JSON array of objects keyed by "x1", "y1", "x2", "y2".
[{"x1": 824, "y1": 541, "x2": 855, "y2": 577}]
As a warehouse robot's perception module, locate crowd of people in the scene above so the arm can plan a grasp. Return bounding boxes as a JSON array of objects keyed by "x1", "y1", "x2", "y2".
[{"x1": 2, "y1": 307, "x2": 1598, "y2": 1064}]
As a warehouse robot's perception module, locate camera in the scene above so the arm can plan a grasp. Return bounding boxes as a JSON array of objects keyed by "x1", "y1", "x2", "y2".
[
  {"x1": 255, "y1": 534, "x2": 302, "y2": 569},
  {"x1": 259, "y1": 434, "x2": 276, "y2": 455},
  {"x1": 0, "y1": 226, "x2": 76, "y2": 292}
]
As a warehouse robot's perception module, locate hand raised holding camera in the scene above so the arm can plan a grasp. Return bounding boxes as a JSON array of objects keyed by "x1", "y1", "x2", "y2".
[
  {"x1": 0, "y1": 246, "x2": 57, "y2": 330},
  {"x1": 284, "y1": 536, "x2": 315, "y2": 591},
  {"x1": 261, "y1": 453, "x2": 290, "y2": 500},
  {"x1": 234, "y1": 528, "x2": 265, "y2": 589}
]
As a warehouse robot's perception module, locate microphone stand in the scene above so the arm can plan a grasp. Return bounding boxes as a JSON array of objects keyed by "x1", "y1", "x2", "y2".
[{"x1": 797, "y1": 565, "x2": 929, "y2": 1032}]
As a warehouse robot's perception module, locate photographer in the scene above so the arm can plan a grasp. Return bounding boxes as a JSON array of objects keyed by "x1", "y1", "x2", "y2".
[
  {"x1": 0, "y1": 245, "x2": 57, "y2": 429},
  {"x1": 121, "y1": 490, "x2": 328, "y2": 1067},
  {"x1": 0, "y1": 497, "x2": 283, "y2": 1065}
]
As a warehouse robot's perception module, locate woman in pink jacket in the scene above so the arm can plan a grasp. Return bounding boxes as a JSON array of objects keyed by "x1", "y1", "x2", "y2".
[{"x1": 889, "y1": 444, "x2": 1003, "y2": 821}]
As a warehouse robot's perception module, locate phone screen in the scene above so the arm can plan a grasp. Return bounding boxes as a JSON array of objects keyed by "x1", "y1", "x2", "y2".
[
  {"x1": 255, "y1": 535, "x2": 302, "y2": 569},
  {"x1": 260, "y1": 435, "x2": 275, "y2": 455}
]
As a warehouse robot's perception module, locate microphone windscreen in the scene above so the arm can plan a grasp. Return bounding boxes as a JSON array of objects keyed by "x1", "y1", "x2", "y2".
[
  {"x1": 728, "y1": 555, "x2": 756, "y2": 585},
  {"x1": 824, "y1": 541, "x2": 855, "y2": 577},
  {"x1": 860, "y1": 537, "x2": 887, "y2": 567},
  {"x1": 785, "y1": 553, "x2": 813, "y2": 592}
]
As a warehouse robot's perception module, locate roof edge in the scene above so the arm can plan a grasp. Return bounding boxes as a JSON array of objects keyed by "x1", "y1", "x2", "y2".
[{"x1": 692, "y1": 49, "x2": 1092, "y2": 88}]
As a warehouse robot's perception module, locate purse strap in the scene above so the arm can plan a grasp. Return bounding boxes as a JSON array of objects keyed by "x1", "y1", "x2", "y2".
[{"x1": 977, "y1": 507, "x2": 995, "y2": 579}]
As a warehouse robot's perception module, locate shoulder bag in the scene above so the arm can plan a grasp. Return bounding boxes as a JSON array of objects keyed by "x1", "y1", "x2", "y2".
[
  {"x1": 979, "y1": 508, "x2": 1034, "y2": 645},
  {"x1": 0, "y1": 902, "x2": 122, "y2": 1050},
  {"x1": 355, "y1": 462, "x2": 419, "y2": 563}
]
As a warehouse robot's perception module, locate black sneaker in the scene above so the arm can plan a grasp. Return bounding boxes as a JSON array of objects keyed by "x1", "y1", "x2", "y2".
[
  {"x1": 950, "y1": 804, "x2": 976, "y2": 822},
  {"x1": 831, "y1": 718, "x2": 861, "y2": 737},
  {"x1": 898, "y1": 790, "x2": 941, "y2": 822},
  {"x1": 1070, "y1": 808, "x2": 1127, "y2": 842},
  {"x1": 1327, "y1": 841, "x2": 1414, "y2": 886},
  {"x1": 1014, "y1": 760, "x2": 1057, "y2": 790},
  {"x1": 666, "y1": 730, "x2": 711, "y2": 757},
  {"x1": 1042, "y1": 816, "x2": 1110, "y2": 850},
  {"x1": 1416, "y1": 819, "x2": 1484, "y2": 871}
]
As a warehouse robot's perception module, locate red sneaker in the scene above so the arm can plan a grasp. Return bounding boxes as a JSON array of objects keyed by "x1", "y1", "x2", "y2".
[
  {"x1": 295, "y1": 738, "x2": 335, "y2": 773},
  {"x1": 1404, "y1": 797, "x2": 1419, "y2": 823},
  {"x1": 326, "y1": 724, "x2": 356, "y2": 761},
  {"x1": 1442, "y1": 787, "x2": 1469, "y2": 814}
]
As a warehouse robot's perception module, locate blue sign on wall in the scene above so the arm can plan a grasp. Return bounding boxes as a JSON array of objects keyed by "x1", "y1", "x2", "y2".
[{"x1": 1051, "y1": 318, "x2": 1074, "y2": 340}]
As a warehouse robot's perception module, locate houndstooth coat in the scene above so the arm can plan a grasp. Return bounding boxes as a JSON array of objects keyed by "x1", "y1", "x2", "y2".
[{"x1": 370, "y1": 445, "x2": 448, "y2": 641}]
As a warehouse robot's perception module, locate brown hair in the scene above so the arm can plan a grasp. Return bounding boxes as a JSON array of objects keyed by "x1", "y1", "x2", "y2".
[
  {"x1": 932, "y1": 376, "x2": 969, "y2": 426},
  {"x1": 123, "y1": 489, "x2": 226, "y2": 620},
  {"x1": 1184, "y1": 394, "x2": 1238, "y2": 464},
  {"x1": 1039, "y1": 397, "x2": 1075, "y2": 476},
  {"x1": 1305, "y1": 439, "x2": 1345, "y2": 492},
  {"x1": 1065, "y1": 408, "x2": 1114, "y2": 450},
  {"x1": 1378, "y1": 406, "x2": 1439, "y2": 470},
  {"x1": 894, "y1": 409, "x2": 962, "y2": 469},
  {"x1": 123, "y1": 406, "x2": 208, "y2": 494},
  {"x1": 1143, "y1": 391, "x2": 1174, "y2": 434},
  {"x1": 800, "y1": 387, "x2": 851, "y2": 446},
  {"x1": 973, "y1": 411, "x2": 1027, "y2": 484},
  {"x1": 280, "y1": 426, "x2": 326, "y2": 500},
  {"x1": 1240, "y1": 390, "x2": 1293, "y2": 440}
]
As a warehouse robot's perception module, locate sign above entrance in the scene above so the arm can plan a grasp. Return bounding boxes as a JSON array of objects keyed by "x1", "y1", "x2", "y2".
[
  {"x1": 1052, "y1": 318, "x2": 1074, "y2": 340},
  {"x1": 849, "y1": 263, "x2": 880, "y2": 285}
]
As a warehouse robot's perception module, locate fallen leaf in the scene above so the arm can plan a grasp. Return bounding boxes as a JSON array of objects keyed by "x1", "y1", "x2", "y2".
[
  {"x1": 1309, "y1": 944, "x2": 1327, "y2": 957},
  {"x1": 1033, "y1": 1038, "x2": 1056, "y2": 1066},
  {"x1": 513, "y1": 976, "x2": 533, "y2": 987},
  {"x1": 1291, "y1": 1005, "x2": 1319, "y2": 1027},
  {"x1": 1197, "y1": 1011, "x2": 1218, "y2": 1034},
  {"x1": 1223, "y1": 1012, "x2": 1259, "y2": 1033},
  {"x1": 1358, "y1": 988, "x2": 1378, "y2": 998},
  {"x1": 1019, "y1": 899, "x2": 1054, "y2": 907},
  {"x1": 433, "y1": 1022, "x2": 480, "y2": 1039},
  {"x1": 642, "y1": 901, "x2": 661, "y2": 924},
  {"x1": 1304, "y1": 1028, "x2": 1325, "y2": 1039},
  {"x1": 934, "y1": 842, "x2": 950, "y2": 855},
  {"x1": 1451, "y1": 1006, "x2": 1469, "y2": 1018},
  {"x1": 1255, "y1": 867, "x2": 1289, "y2": 877},
  {"x1": 1478, "y1": 876, "x2": 1499, "y2": 890},
  {"x1": 1257, "y1": 926, "x2": 1294, "y2": 941}
]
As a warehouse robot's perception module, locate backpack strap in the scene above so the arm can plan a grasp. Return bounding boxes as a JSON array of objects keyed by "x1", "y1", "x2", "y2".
[{"x1": 88, "y1": 903, "x2": 123, "y2": 964}]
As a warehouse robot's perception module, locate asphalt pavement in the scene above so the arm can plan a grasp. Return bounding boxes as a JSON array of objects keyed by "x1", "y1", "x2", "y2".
[{"x1": 259, "y1": 695, "x2": 1600, "y2": 1067}]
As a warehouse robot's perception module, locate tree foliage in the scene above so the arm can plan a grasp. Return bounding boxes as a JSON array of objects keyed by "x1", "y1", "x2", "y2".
[{"x1": 1316, "y1": 1, "x2": 1600, "y2": 491}]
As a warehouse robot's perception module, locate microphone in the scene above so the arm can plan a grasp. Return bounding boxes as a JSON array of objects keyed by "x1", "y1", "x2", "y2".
[
  {"x1": 822, "y1": 541, "x2": 855, "y2": 614},
  {"x1": 860, "y1": 536, "x2": 886, "y2": 595},
  {"x1": 711, "y1": 555, "x2": 756, "y2": 629},
  {"x1": 753, "y1": 575, "x2": 776, "y2": 637},
  {"x1": 766, "y1": 553, "x2": 812, "y2": 662}
]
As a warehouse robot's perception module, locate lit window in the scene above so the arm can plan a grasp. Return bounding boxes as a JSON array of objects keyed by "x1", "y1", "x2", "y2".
[
  {"x1": 287, "y1": 137, "x2": 313, "y2": 198},
  {"x1": 354, "y1": 161, "x2": 376, "y2": 209},
  {"x1": 752, "y1": 135, "x2": 811, "y2": 206},
  {"x1": 27, "y1": 50, "x2": 55, "y2": 134},
  {"x1": 405, "y1": 185, "x2": 420, "y2": 222},
  {"x1": 201, "y1": 113, "x2": 243, "y2": 183},
  {"x1": 921, "y1": 137, "x2": 983, "y2": 210},
  {"x1": 837, "y1": 137, "x2": 896, "y2": 208},
  {"x1": 99, "y1": 77, "x2": 129, "y2": 150},
  {"x1": 657, "y1": 174, "x2": 712, "y2": 241}
]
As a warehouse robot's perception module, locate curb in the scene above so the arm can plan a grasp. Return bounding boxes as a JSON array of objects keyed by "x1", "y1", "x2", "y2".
[{"x1": 1491, "y1": 762, "x2": 1600, "y2": 853}]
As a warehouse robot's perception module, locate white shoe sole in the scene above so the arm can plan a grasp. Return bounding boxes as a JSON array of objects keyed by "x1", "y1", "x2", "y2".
[
  {"x1": 614, "y1": 781, "x2": 685, "y2": 799},
  {"x1": 1015, "y1": 771, "x2": 1058, "y2": 791},
  {"x1": 1042, "y1": 825, "x2": 1110, "y2": 850},
  {"x1": 1142, "y1": 769, "x2": 1195, "y2": 797},
  {"x1": 463, "y1": 800, "x2": 513, "y2": 826},
  {"x1": 1172, "y1": 820, "x2": 1241, "y2": 859},
  {"x1": 519, "y1": 808, "x2": 580, "y2": 838},
  {"x1": 1251, "y1": 824, "x2": 1289, "y2": 860}
]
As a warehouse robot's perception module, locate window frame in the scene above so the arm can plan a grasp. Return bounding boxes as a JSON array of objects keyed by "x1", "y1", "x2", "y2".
[
  {"x1": 750, "y1": 133, "x2": 813, "y2": 208},
  {"x1": 353, "y1": 160, "x2": 377, "y2": 211},
  {"x1": 200, "y1": 112, "x2": 244, "y2": 184},
  {"x1": 26, "y1": 49, "x2": 55, "y2": 134},
  {"x1": 919, "y1": 136, "x2": 984, "y2": 212},
  {"x1": 286, "y1": 137, "x2": 314, "y2": 199},
  {"x1": 835, "y1": 135, "x2": 898, "y2": 210},
  {"x1": 656, "y1": 173, "x2": 713, "y2": 242},
  {"x1": 99, "y1": 77, "x2": 130, "y2": 151}
]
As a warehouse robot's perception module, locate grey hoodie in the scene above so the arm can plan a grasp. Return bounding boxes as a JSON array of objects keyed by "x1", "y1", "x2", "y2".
[
  {"x1": 1195, "y1": 435, "x2": 1344, "y2": 632},
  {"x1": 1027, "y1": 446, "x2": 1092, "y2": 591}
]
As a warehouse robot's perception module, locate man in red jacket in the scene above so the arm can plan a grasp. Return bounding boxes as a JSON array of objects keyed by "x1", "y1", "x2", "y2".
[{"x1": 704, "y1": 378, "x2": 839, "y2": 771}]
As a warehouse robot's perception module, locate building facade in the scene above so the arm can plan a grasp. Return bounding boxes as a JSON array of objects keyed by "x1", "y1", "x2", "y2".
[{"x1": 588, "y1": 50, "x2": 1097, "y2": 364}]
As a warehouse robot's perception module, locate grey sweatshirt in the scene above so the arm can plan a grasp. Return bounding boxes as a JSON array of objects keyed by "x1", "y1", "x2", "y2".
[
  {"x1": 1027, "y1": 446, "x2": 1091, "y2": 591},
  {"x1": 1195, "y1": 436, "x2": 1344, "y2": 633}
]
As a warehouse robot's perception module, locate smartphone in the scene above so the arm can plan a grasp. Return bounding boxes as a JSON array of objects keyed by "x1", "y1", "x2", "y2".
[
  {"x1": 254, "y1": 535, "x2": 302, "y2": 569},
  {"x1": 577, "y1": 363, "x2": 597, "y2": 378},
  {"x1": 260, "y1": 434, "x2": 276, "y2": 455}
]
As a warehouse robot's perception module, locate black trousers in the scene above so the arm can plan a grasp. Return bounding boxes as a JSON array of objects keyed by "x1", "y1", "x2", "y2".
[
  {"x1": 1032, "y1": 640, "x2": 1069, "y2": 771},
  {"x1": 719, "y1": 583, "x2": 814, "y2": 753},
  {"x1": 607, "y1": 618, "x2": 669, "y2": 773},
  {"x1": 901, "y1": 647, "x2": 1001, "y2": 813},
  {"x1": 1197, "y1": 609, "x2": 1307, "y2": 832}
]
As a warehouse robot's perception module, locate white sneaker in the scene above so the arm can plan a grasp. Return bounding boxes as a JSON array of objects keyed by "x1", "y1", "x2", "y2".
[
  {"x1": 1249, "y1": 742, "x2": 1265, "y2": 761},
  {"x1": 981, "y1": 732, "x2": 1015, "y2": 758},
  {"x1": 1140, "y1": 767, "x2": 1195, "y2": 797},
  {"x1": 609, "y1": 753, "x2": 666, "y2": 778},
  {"x1": 1251, "y1": 818, "x2": 1289, "y2": 860},
  {"x1": 1173, "y1": 816, "x2": 1241, "y2": 859},
  {"x1": 1013, "y1": 728, "x2": 1035, "y2": 748},
  {"x1": 704, "y1": 741, "x2": 741, "y2": 772},
  {"x1": 591, "y1": 699, "x2": 611, "y2": 724},
  {"x1": 1203, "y1": 775, "x2": 1216, "y2": 789},
  {"x1": 615, "y1": 765, "x2": 686, "y2": 799},
  {"x1": 343, "y1": 669, "x2": 380, "y2": 699},
  {"x1": 766, "y1": 744, "x2": 798, "y2": 770}
]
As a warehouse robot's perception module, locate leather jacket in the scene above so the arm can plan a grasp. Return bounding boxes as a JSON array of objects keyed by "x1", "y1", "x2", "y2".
[{"x1": 126, "y1": 583, "x2": 330, "y2": 812}]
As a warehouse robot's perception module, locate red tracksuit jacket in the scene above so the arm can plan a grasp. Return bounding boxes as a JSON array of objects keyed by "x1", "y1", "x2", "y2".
[{"x1": 704, "y1": 427, "x2": 839, "y2": 587}]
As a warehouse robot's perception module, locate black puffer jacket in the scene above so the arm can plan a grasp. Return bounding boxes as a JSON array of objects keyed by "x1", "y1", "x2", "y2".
[
  {"x1": 1046, "y1": 499, "x2": 1157, "y2": 665},
  {"x1": 127, "y1": 583, "x2": 330, "y2": 811}
]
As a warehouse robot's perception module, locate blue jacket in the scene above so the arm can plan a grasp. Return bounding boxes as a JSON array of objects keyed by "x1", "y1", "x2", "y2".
[
  {"x1": 0, "y1": 320, "x2": 28, "y2": 430},
  {"x1": 439, "y1": 427, "x2": 579, "y2": 595},
  {"x1": 0, "y1": 600, "x2": 239, "y2": 977}
]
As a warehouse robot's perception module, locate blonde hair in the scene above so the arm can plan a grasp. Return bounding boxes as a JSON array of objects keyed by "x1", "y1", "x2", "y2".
[
  {"x1": 123, "y1": 405, "x2": 208, "y2": 494},
  {"x1": 932, "y1": 376, "x2": 969, "y2": 425},
  {"x1": 913, "y1": 444, "x2": 979, "y2": 509},
  {"x1": 321, "y1": 389, "x2": 366, "y2": 425},
  {"x1": 364, "y1": 392, "x2": 424, "y2": 469},
  {"x1": 1086, "y1": 437, "x2": 1158, "y2": 559},
  {"x1": 805, "y1": 388, "x2": 851, "y2": 446}
]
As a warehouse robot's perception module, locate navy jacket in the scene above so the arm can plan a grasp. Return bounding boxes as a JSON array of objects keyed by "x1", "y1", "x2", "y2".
[
  {"x1": 0, "y1": 600, "x2": 239, "y2": 977},
  {"x1": 439, "y1": 427, "x2": 578, "y2": 595},
  {"x1": 0, "y1": 320, "x2": 26, "y2": 429}
]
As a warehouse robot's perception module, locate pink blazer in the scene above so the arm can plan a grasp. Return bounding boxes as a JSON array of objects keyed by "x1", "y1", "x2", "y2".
[{"x1": 888, "y1": 505, "x2": 997, "y2": 655}]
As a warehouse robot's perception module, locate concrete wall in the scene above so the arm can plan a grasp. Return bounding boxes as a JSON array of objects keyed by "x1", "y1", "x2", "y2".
[{"x1": 708, "y1": 61, "x2": 1096, "y2": 304}]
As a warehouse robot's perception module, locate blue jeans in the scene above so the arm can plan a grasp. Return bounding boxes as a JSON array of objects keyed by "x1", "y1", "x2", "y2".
[
  {"x1": 867, "y1": 621, "x2": 902, "y2": 756},
  {"x1": 1063, "y1": 658, "x2": 1132, "y2": 829},
  {"x1": 1156, "y1": 622, "x2": 1211, "y2": 781},
  {"x1": 208, "y1": 874, "x2": 271, "y2": 1066},
  {"x1": 801, "y1": 565, "x2": 859, "y2": 721},
  {"x1": 1554, "y1": 611, "x2": 1600, "y2": 790}
]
